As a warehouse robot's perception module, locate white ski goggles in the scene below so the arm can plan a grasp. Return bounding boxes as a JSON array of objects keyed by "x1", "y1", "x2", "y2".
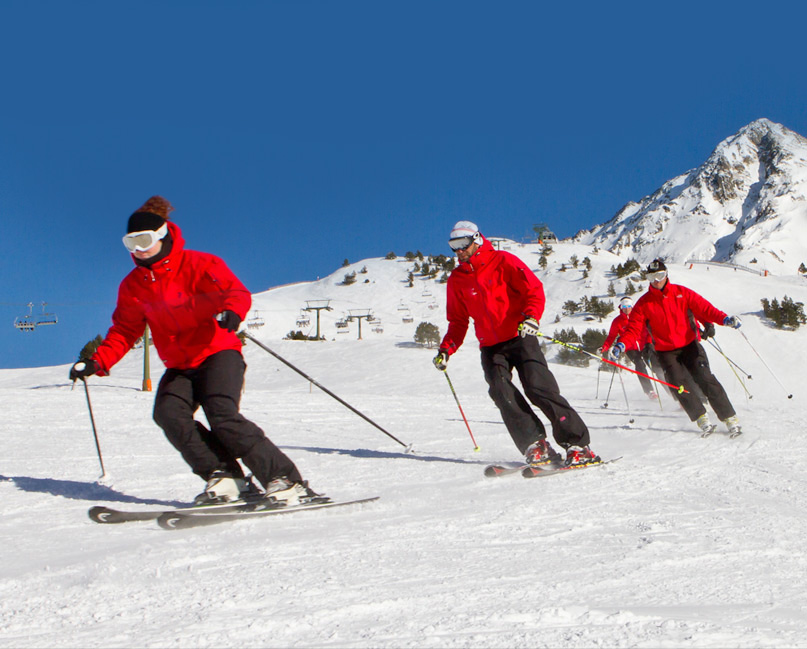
[
  {"x1": 122, "y1": 223, "x2": 168, "y2": 252},
  {"x1": 449, "y1": 236, "x2": 476, "y2": 251},
  {"x1": 647, "y1": 270, "x2": 667, "y2": 283}
]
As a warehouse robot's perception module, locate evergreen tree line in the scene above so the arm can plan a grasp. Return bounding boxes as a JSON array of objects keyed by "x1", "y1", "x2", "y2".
[
  {"x1": 760, "y1": 295, "x2": 807, "y2": 329},
  {"x1": 561, "y1": 295, "x2": 614, "y2": 322}
]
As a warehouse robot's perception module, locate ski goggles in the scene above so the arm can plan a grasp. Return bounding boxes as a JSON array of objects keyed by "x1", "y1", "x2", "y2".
[
  {"x1": 646, "y1": 269, "x2": 668, "y2": 283},
  {"x1": 122, "y1": 223, "x2": 169, "y2": 252},
  {"x1": 449, "y1": 236, "x2": 475, "y2": 252}
]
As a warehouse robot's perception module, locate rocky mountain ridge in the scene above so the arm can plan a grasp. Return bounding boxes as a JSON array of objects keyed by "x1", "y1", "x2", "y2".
[{"x1": 573, "y1": 118, "x2": 807, "y2": 274}]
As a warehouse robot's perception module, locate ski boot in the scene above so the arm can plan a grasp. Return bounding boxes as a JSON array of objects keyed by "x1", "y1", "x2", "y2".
[
  {"x1": 563, "y1": 445, "x2": 601, "y2": 468},
  {"x1": 524, "y1": 439, "x2": 562, "y2": 467},
  {"x1": 696, "y1": 413, "x2": 717, "y2": 437},
  {"x1": 722, "y1": 415, "x2": 742, "y2": 438},
  {"x1": 263, "y1": 477, "x2": 326, "y2": 507},
  {"x1": 194, "y1": 470, "x2": 247, "y2": 505}
]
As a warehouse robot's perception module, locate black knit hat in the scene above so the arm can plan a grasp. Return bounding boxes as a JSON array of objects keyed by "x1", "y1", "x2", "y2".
[
  {"x1": 646, "y1": 259, "x2": 667, "y2": 274},
  {"x1": 127, "y1": 211, "x2": 165, "y2": 234}
]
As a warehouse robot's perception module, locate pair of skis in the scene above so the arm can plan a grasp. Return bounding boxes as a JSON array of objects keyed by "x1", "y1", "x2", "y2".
[
  {"x1": 484, "y1": 456, "x2": 622, "y2": 479},
  {"x1": 89, "y1": 495, "x2": 379, "y2": 530}
]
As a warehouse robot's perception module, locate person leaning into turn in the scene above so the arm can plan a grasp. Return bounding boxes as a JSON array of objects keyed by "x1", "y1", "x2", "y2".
[{"x1": 432, "y1": 221, "x2": 599, "y2": 468}]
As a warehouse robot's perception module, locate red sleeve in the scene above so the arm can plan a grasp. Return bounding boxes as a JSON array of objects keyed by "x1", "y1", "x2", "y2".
[
  {"x1": 684, "y1": 286, "x2": 727, "y2": 325},
  {"x1": 619, "y1": 304, "x2": 648, "y2": 351},
  {"x1": 602, "y1": 316, "x2": 623, "y2": 350},
  {"x1": 92, "y1": 281, "x2": 147, "y2": 376},
  {"x1": 440, "y1": 275, "x2": 469, "y2": 355}
]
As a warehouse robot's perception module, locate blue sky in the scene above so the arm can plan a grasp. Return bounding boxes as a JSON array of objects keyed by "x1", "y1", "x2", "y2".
[{"x1": 2, "y1": 0, "x2": 807, "y2": 369}]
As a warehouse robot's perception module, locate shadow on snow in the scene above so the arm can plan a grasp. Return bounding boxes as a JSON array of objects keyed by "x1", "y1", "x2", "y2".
[{"x1": 0, "y1": 474, "x2": 182, "y2": 507}]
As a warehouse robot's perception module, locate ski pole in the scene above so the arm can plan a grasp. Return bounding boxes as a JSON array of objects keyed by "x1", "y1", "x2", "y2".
[
  {"x1": 704, "y1": 334, "x2": 752, "y2": 379},
  {"x1": 243, "y1": 332, "x2": 414, "y2": 451},
  {"x1": 528, "y1": 329, "x2": 689, "y2": 394},
  {"x1": 595, "y1": 363, "x2": 601, "y2": 399},
  {"x1": 442, "y1": 370, "x2": 480, "y2": 451},
  {"x1": 739, "y1": 330, "x2": 792, "y2": 399},
  {"x1": 603, "y1": 363, "x2": 617, "y2": 408},
  {"x1": 616, "y1": 367, "x2": 634, "y2": 424},
  {"x1": 707, "y1": 335, "x2": 753, "y2": 401},
  {"x1": 79, "y1": 378, "x2": 107, "y2": 479}
]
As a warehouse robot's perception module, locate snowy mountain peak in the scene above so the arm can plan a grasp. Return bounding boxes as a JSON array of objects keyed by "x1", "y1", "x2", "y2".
[{"x1": 575, "y1": 118, "x2": 807, "y2": 274}]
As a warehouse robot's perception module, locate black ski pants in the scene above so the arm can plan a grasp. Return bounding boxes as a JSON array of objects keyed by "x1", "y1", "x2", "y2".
[
  {"x1": 655, "y1": 340, "x2": 735, "y2": 422},
  {"x1": 153, "y1": 349, "x2": 302, "y2": 488},
  {"x1": 480, "y1": 335, "x2": 590, "y2": 453}
]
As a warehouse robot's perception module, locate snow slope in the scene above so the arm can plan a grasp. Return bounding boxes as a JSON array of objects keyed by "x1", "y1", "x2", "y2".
[{"x1": 2, "y1": 244, "x2": 807, "y2": 648}]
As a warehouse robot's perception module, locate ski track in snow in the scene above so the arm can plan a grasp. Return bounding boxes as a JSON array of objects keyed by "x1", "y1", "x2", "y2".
[{"x1": 1, "y1": 253, "x2": 806, "y2": 648}]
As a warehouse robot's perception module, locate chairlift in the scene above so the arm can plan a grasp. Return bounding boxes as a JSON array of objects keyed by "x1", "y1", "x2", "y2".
[
  {"x1": 35, "y1": 302, "x2": 58, "y2": 326},
  {"x1": 14, "y1": 303, "x2": 36, "y2": 332},
  {"x1": 397, "y1": 302, "x2": 409, "y2": 311},
  {"x1": 296, "y1": 310, "x2": 311, "y2": 327},
  {"x1": 247, "y1": 311, "x2": 265, "y2": 330},
  {"x1": 401, "y1": 311, "x2": 414, "y2": 324},
  {"x1": 372, "y1": 322, "x2": 384, "y2": 334},
  {"x1": 335, "y1": 318, "x2": 349, "y2": 330}
]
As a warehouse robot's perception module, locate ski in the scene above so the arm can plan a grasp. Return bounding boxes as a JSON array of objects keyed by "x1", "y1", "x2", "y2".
[
  {"x1": 88, "y1": 493, "x2": 325, "y2": 524},
  {"x1": 157, "y1": 496, "x2": 380, "y2": 530},
  {"x1": 521, "y1": 456, "x2": 623, "y2": 479},
  {"x1": 484, "y1": 463, "x2": 529, "y2": 478},
  {"x1": 484, "y1": 460, "x2": 562, "y2": 478}
]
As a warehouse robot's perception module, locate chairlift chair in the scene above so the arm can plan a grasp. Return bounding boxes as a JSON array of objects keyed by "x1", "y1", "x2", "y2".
[
  {"x1": 247, "y1": 311, "x2": 265, "y2": 330},
  {"x1": 14, "y1": 303, "x2": 36, "y2": 332},
  {"x1": 35, "y1": 302, "x2": 58, "y2": 326}
]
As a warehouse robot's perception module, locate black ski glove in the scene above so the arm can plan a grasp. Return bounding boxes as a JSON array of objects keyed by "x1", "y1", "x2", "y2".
[
  {"x1": 216, "y1": 310, "x2": 242, "y2": 333},
  {"x1": 70, "y1": 359, "x2": 99, "y2": 381},
  {"x1": 701, "y1": 322, "x2": 716, "y2": 339}
]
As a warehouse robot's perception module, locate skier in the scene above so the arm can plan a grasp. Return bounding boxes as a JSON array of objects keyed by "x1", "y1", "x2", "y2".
[
  {"x1": 69, "y1": 196, "x2": 315, "y2": 505},
  {"x1": 601, "y1": 296, "x2": 659, "y2": 399},
  {"x1": 610, "y1": 259, "x2": 743, "y2": 436},
  {"x1": 432, "y1": 221, "x2": 599, "y2": 468}
]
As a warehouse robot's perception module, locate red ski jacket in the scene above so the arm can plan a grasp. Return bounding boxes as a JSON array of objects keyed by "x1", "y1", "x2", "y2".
[
  {"x1": 601, "y1": 311, "x2": 650, "y2": 353},
  {"x1": 92, "y1": 221, "x2": 252, "y2": 374},
  {"x1": 619, "y1": 280, "x2": 727, "y2": 353},
  {"x1": 439, "y1": 238, "x2": 546, "y2": 353}
]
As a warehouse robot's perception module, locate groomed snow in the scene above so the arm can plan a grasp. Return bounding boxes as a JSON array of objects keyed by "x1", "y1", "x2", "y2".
[{"x1": 2, "y1": 245, "x2": 806, "y2": 648}]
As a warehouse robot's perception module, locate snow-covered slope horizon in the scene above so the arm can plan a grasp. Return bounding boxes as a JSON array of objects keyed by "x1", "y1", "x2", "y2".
[{"x1": 2, "y1": 242, "x2": 807, "y2": 648}]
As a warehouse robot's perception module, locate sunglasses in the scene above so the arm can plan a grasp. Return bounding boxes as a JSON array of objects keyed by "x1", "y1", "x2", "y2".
[
  {"x1": 123, "y1": 223, "x2": 168, "y2": 252},
  {"x1": 449, "y1": 236, "x2": 475, "y2": 252},
  {"x1": 647, "y1": 270, "x2": 668, "y2": 283}
]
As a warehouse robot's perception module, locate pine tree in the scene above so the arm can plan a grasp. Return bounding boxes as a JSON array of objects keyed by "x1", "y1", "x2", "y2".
[{"x1": 414, "y1": 322, "x2": 441, "y2": 348}]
